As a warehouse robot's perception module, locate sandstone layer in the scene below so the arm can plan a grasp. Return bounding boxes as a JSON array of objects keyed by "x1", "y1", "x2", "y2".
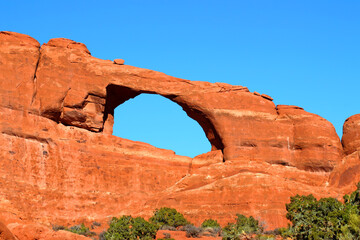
[{"x1": 0, "y1": 31, "x2": 359, "y2": 238}]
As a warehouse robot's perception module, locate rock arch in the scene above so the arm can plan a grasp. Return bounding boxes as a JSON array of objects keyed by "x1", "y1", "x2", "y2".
[{"x1": 5, "y1": 33, "x2": 342, "y2": 167}]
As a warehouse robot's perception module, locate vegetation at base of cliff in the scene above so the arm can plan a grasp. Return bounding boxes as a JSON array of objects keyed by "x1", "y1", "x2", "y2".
[
  {"x1": 201, "y1": 218, "x2": 221, "y2": 228},
  {"x1": 104, "y1": 215, "x2": 157, "y2": 240},
  {"x1": 222, "y1": 214, "x2": 263, "y2": 240},
  {"x1": 52, "y1": 223, "x2": 96, "y2": 237},
  {"x1": 53, "y1": 183, "x2": 360, "y2": 239},
  {"x1": 149, "y1": 207, "x2": 189, "y2": 228},
  {"x1": 67, "y1": 223, "x2": 97, "y2": 236},
  {"x1": 181, "y1": 224, "x2": 204, "y2": 238},
  {"x1": 201, "y1": 219, "x2": 222, "y2": 237},
  {"x1": 99, "y1": 208, "x2": 224, "y2": 239}
]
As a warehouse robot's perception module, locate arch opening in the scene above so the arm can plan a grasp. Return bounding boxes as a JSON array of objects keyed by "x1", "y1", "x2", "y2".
[
  {"x1": 102, "y1": 84, "x2": 224, "y2": 158},
  {"x1": 113, "y1": 94, "x2": 211, "y2": 157}
]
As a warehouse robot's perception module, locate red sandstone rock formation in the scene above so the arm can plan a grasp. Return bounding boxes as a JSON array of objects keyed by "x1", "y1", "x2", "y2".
[
  {"x1": 329, "y1": 114, "x2": 360, "y2": 193},
  {"x1": 342, "y1": 114, "x2": 360, "y2": 155},
  {"x1": 0, "y1": 31, "x2": 359, "y2": 238}
]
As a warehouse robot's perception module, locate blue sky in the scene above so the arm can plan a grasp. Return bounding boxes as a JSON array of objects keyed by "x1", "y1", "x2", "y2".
[{"x1": 1, "y1": 1, "x2": 359, "y2": 157}]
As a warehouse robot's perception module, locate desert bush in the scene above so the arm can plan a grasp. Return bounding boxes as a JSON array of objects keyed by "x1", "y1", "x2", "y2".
[
  {"x1": 149, "y1": 207, "x2": 189, "y2": 228},
  {"x1": 234, "y1": 214, "x2": 263, "y2": 234},
  {"x1": 339, "y1": 214, "x2": 360, "y2": 240},
  {"x1": 284, "y1": 182, "x2": 360, "y2": 239},
  {"x1": 103, "y1": 215, "x2": 157, "y2": 240},
  {"x1": 286, "y1": 195, "x2": 352, "y2": 239},
  {"x1": 65, "y1": 223, "x2": 96, "y2": 237},
  {"x1": 181, "y1": 224, "x2": 203, "y2": 238},
  {"x1": 222, "y1": 223, "x2": 241, "y2": 240},
  {"x1": 201, "y1": 218, "x2": 221, "y2": 237},
  {"x1": 201, "y1": 218, "x2": 220, "y2": 228},
  {"x1": 222, "y1": 214, "x2": 262, "y2": 240},
  {"x1": 202, "y1": 227, "x2": 221, "y2": 237}
]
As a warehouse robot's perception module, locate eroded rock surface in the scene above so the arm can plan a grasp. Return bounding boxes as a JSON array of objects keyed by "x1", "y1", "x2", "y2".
[
  {"x1": 0, "y1": 31, "x2": 359, "y2": 237},
  {"x1": 342, "y1": 114, "x2": 360, "y2": 155},
  {"x1": 0, "y1": 219, "x2": 17, "y2": 240}
]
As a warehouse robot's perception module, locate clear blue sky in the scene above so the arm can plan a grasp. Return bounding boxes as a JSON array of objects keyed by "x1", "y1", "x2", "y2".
[{"x1": 1, "y1": 1, "x2": 359, "y2": 157}]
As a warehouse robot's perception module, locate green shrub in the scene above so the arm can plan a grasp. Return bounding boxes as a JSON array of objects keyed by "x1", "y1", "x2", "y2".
[
  {"x1": 222, "y1": 223, "x2": 241, "y2": 240},
  {"x1": 222, "y1": 214, "x2": 262, "y2": 240},
  {"x1": 65, "y1": 223, "x2": 96, "y2": 237},
  {"x1": 285, "y1": 182, "x2": 360, "y2": 239},
  {"x1": 339, "y1": 214, "x2": 360, "y2": 240},
  {"x1": 235, "y1": 214, "x2": 262, "y2": 234},
  {"x1": 274, "y1": 227, "x2": 293, "y2": 238},
  {"x1": 343, "y1": 182, "x2": 360, "y2": 207},
  {"x1": 201, "y1": 219, "x2": 221, "y2": 237},
  {"x1": 201, "y1": 219, "x2": 220, "y2": 228},
  {"x1": 149, "y1": 207, "x2": 189, "y2": 228},
  {"x1": 286, "y1": 195, "x2": 345, "y2": 239},
  {"x1": 104, "y1": 215, "x2": 157, "y2": 240}
]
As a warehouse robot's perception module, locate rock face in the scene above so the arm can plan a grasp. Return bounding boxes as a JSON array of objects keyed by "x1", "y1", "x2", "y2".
[
  {"x1": 8, "y1": 223, "x2": 91, "y2": 240},
  {"x1": 327, "y1": 114, "x2": 360, "y2": 195},
  {"x1": 342, "y1": 114, "x2": 360, "y2": 155},
  {"x1": 0, "y1": 220, "x2": 17, "y2": 240},
  {"x1": 0, "y1": 31, "x2": 359, "y2": 237}
]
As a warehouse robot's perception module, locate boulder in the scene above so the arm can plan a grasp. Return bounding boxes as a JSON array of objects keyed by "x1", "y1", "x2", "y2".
[{"x1": 113, "y1": 59, "x2": 125, "y2": 65}]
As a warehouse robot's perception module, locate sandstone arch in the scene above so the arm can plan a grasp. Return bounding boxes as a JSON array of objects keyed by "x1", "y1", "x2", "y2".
[
  {"x1": 2, "y1": 31, "x2": 359, "y2": 231},
  {"x1": 0, "y1": 31, "x2": 341, "y2": 167},
  {"x1": 24, "y1": 35, "x2": 342, "y2": 167}
]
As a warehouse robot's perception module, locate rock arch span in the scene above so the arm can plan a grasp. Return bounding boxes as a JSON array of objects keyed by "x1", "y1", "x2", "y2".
[{"x1": 22, "y1": 35, "x2": 343, "y2": 168}]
